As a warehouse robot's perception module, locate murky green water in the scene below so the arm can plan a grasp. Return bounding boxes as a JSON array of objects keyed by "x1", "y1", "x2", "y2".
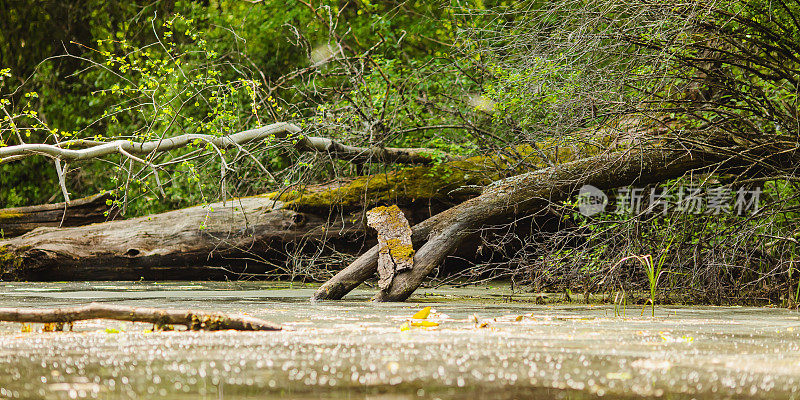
[{"x1": 0, "y1": 282, "x2": 799, "y2": 399}]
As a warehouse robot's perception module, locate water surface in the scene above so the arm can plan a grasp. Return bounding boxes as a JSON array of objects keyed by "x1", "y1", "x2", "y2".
[{"x1": 0, "y1": 282, "x2": 799, "y2": 399}]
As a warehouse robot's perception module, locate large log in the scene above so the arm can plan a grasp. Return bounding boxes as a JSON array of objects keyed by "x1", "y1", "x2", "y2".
[
  {"x1": 375, "y1": 146, "x2": 722, "y2": 301},
  {"x1": 0, "y1": 143, "x2": 483, "y2": 280},
  {"x1": 0, "y1": 193, "x2": 119, "y2": 238},
  {"x1": 0, "y1": 122, "x2": 635, "y2": 281},
  {"x1": 0, "y1": 195, "x2": 359, "y2": 280},
  {"x1": 0, "y1": 147, "x2": 502, "y2": 280},
  {"x1": 0, "y1": 161, "x2": 490, "y2": 280}
]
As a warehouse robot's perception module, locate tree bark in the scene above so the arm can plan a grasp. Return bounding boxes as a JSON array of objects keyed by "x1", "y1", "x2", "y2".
[
  {"x1": 0, "y1": 142, "x2": 484, "y2": 280},
  {"x1": 0, "y1": 193, "x2": 119, "y2": 238},
  {"x1": 315, "y1": 145, "x2": 720, "y2": 302},
  {"x1": 0, "y1": 159, "x2": 484, "y2": 280},
  {"x1": 0, "y1": 303, "x2": 281, "y2": 331},
  {"x1": 0, "y1": 195, "x2": 364, "y2": 280},
  {"x1": 366, "y1": 205, "x2": 414, "y2": 289}
]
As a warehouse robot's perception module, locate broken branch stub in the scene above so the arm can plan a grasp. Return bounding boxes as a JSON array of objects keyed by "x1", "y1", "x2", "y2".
[{"x1": 366, "y1": 205, "x2": 414, "y2": 290}]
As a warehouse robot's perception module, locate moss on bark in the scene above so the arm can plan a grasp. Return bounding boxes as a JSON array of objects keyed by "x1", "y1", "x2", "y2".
[
  {"x1": 0, "y1": 245, "x2": 23, "y2": 274},
  {"x1": 270, "y1": 138, "x2": 611, "y2": 212},
  {"x1": 0, "y1": 211, "x2": 24, "y2": 221}
]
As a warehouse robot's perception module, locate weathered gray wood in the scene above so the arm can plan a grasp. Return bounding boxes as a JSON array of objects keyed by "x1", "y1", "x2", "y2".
[
  {"x1": 315, "y1": 146, "x2": 720, "y2": 302},
  {"x1": 0, "y1": 122, "x2": 442, "y2": 165},
  {"x1": 0, "y1": 129, "x2": 619, "y2": 283},
  {"x1": 375, "y1": 147, "x2": 720, "y2": 301},
  {"x1": 0, "y1": 196, "x2": 363, "y2": 281},
  {"x1": 0, "y1": 153, "x2": 484, "y2": 281}
]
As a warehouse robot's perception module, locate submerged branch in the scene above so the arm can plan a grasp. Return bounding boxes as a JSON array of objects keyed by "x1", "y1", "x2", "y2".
[{"x1": 0, "y1": 303, "x2": 281, "y2": 331}]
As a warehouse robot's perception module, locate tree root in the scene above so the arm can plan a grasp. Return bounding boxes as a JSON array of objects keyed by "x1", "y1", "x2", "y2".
[{"x1": 0, "y1": 303, "x2": 281, "y2": 331}]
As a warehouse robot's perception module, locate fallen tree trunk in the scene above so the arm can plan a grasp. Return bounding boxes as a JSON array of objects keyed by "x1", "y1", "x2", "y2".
[
  {"x1": 314, "y1": 145, "x2": 721, "y2": 301},
  {"x1": 0, "y1": 131, "x2": 579, "y2": 279},
  {"x1": 0, "y1": 140, "x2": 492, "y2": 280},
  {"x1": 0, "y1": 164, "x2": 486, "y2": 280},
  {"x1": 0, "y1": 195, "x2": 359, "y2": 280},
  {"x1": 0, "y1": 120, "x2": 649, "y2": 281},
  {"x1": 0, "y1": 303, "x2": 281, "y2": 331},
  {"x1": 0, "y1": 193, "x2": 119, "y2": 238}
]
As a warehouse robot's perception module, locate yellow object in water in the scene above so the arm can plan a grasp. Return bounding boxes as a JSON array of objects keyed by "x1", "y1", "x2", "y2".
[{"x1": 412, "y1": 306, "x2": 431, "y2": 319}]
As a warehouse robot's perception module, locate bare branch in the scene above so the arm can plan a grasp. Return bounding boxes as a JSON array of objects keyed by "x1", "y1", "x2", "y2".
[
  {"x1": 53, "y1": 159, "x2": 70, "y2": 203},
  {"x1": 295, "y1": 135, "x2": 444, "y2": 164},
  {"x1": 0, "y1": 122, "x2": 445, "y2": 165},
  {"x1": 0, "y1": 122, "x2": 300, "y2": 163}
]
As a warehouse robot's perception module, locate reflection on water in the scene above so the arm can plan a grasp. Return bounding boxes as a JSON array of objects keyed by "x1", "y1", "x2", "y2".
[{"x1": 0, "y1": 282, "x2": 799, "y2": 399}]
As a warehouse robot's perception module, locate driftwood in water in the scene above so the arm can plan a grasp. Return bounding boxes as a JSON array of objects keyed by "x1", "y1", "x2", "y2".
[
  {"x1": 0, "y1": 303, "x2": 281, "y2": 331},
  {"x1": 0, "y1": 163, "x2": 478, "y2": 281},
  {"x1": 0, "y1": 139, "x2": 536, "y2": 280},
  {"x1": 0, "y1": 193, "x2": 119, "y2": 238}
]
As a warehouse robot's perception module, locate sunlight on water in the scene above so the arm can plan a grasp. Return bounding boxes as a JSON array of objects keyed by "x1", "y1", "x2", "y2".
[{"x1": 0, "y1": 282, "x2": 799, "y2": 399}]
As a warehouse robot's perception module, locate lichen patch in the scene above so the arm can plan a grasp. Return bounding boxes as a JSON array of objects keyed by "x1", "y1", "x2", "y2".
[{"x1": 366, "y1": 205, "x2": 414, "y2": 290}]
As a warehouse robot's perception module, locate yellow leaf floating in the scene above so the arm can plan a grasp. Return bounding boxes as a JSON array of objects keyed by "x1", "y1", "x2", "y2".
[
  {"x1": 412, "y1": 306, "x2": 431, "y2": 320},
  {"x1": 515, "y1": 315, "x2": 524, "y2": 322},
  {"x1": 400, "y1": 307, "x2": 442, "y2": 330}
]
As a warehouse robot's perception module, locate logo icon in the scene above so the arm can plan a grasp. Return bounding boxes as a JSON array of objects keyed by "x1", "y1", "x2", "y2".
[{"x1": 577, "y1": 185, "x2": 608, "y2": 216}]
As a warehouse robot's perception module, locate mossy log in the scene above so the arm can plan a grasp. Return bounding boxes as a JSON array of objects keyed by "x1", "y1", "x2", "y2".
[
  {"x1": 0, "y1": 303, "x2": 281, "y2": 331},
  {"x1": 0, "y1": 195, "x2": 359, "y2": 280},
  {"x1": 0, "y1": 126, "x2": 621, "y2": 281},
  {"x1": 0, "y1": 167, "x2": 477, "y2": 281},
  {"x1": 0, "y1": 193, "x2": 119, "y2": 238},
  {"x1": 272, "y1": 135, "x2": 613, "y2": 212}
]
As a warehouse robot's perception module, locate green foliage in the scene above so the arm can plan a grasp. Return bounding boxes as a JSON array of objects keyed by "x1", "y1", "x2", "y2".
[{"x1": 1, "y1": 0, "x2": 489, "y2": 214}]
